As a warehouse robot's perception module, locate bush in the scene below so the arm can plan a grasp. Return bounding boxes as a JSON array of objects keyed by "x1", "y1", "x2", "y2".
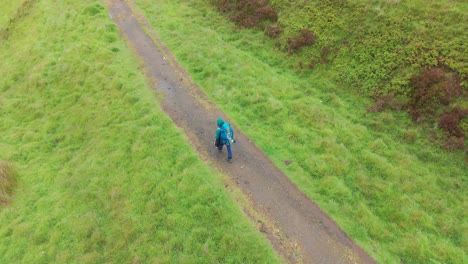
[
  {"x1": 256, "y1": 6, "x2": 277, "y2": 22},
  {"x1": 214, "y1": 0, "x2": 278, "y2": 29},
  {"x1": 264, "y1": 24, "x2": 281, "y2": 38},
  {"x1": 0, "y1": 160, "x2": 17, "y2": 206},
  {"x1": 408, "y1": 67, "x2": 462, "y2": 122},
  {"x1": 320, "y1": 46, "x2": 331, "y2": 64},
  {"x1": 439, "y1": 107, "x2": 468, "y2": 138},
  {"x1": 287, "y1": 29, "x2": 317, "y2": 54}
]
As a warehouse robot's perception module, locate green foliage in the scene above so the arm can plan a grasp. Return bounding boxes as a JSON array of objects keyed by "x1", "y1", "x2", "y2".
[
  {"x1": 0, "y1": 0, "x2": 280, "y2": 263},
  {"x1": 134, "y1": 0, "x2": 467, "y2": 263},
  {"x1": 270, "y1": 0, "x2": 467, "y2": 96}
]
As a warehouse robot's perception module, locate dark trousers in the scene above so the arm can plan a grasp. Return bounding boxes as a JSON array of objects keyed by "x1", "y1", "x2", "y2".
[{"x1": 217, "y1": 144, "x2": 232, "y2": 159}]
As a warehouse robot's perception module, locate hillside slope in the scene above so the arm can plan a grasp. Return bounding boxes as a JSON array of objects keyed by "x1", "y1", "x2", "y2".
[
  {"x1": 0, "y1": 0, "x2": 280, "y2": 263},
  {"x1": 135, "y1": 0, "x2": 467, "y2": 263}
]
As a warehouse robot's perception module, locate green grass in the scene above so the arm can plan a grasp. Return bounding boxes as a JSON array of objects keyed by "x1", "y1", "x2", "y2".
[
  {"x1": 0, "y1": 0, "x2": 281, "y2": 263},
  {"x1": 134, "y1": 0, "x2": 467, "y2": 263},
  {"x1": 0, "y1": 0, "x2": 27, "y2": 28}
]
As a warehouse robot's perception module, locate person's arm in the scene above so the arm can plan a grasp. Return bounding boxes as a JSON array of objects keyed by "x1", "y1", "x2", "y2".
[{"x1": 215, "y1": 128, "x2": 221, "y2": 139}]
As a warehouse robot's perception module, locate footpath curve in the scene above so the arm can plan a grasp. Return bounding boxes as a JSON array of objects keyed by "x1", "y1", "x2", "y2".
[{"x1": 106, "y1": 1, "x2": 377, "y2": 263}]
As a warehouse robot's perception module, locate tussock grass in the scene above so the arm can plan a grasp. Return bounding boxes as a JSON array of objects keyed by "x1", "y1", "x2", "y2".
[
  {"x1": 0, "y1": 161, "x2": 16, "y2": 205},
  {"x1": 0, "y1": 0, "x2": 280, "y2": 263},
  {"x1": 135, "y1": 0, "x2": 467, "y2": 263}
]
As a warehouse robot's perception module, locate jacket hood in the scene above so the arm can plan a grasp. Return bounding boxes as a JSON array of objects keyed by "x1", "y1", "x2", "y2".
[{"x1": 217, "y1": 118, "x2": 224, "y2": 127}]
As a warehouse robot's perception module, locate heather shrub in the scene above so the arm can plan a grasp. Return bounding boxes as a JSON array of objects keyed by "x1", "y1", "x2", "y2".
[
  {"x1": 256, "y1": 6, "x2": 277, "y2": 21},
  {"x1": 214, "y1": 0, "x2": 277, "y2": 29},
  {"x1": 408, "y1": 67, "x2": 462, "y2": 122},
  {"x1": 287, "y1": 29, "x2": 317, "y2": 54},
  {"x1": 438, "y1": 107, "x2": 468, "y2": 138},
  {"x1": 320, "y1": 46, "x2": 331, "y2": 64},
  {"x1": 264, "y1": 24, "x2": 281, "y2": 38}
]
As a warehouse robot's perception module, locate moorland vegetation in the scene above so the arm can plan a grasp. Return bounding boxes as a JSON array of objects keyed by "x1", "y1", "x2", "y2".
[
  {"x1": 135, "y1": 0, "x2": 467, "y2": 263},
  {"x1": 1, "y1": 0, "x2": 466, "y2": 263},
  {"x1": 214, "y1": 0, "x2": 467, "y2": 150}
]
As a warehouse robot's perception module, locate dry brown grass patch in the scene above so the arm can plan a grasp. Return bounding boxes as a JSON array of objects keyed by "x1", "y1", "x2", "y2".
[{"x1": 0, "y1": 160, "x2": 17, "y2": 206}]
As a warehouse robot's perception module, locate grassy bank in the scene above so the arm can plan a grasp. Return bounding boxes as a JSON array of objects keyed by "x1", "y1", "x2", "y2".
[
  {"x1": 0, "y1": 0, "x2": 280, "y2": 263},
  {"x1": 134, "y1": 0, "x2": 467, "y2": 263}
]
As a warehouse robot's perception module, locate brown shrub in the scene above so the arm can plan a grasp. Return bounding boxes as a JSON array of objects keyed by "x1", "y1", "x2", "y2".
[
  {"x1": 264, "y1": 24, "x2": 281, "y2": 38},
  {"x1": 233, "y1": 14, "x2": 258, "y2": 27},
  {"x1": 0, "y1": 161, "x2": 17, "y2": 206},
  {"x1": 408, "y1": 67, "x2": 462, "y2": 121},
  {"x1": 214, "y1": 0, "x2": 278, "y2": 28},
  {"x1": 287, "y1": 29, "x2": 317, "y2": 54},
  {"x1": 320, "y1": 46, "x2": 331, "y2": 64},
  {"x1": 438, "y1": 107, "x2": 468, "y2": 138},
  {"x1": 215, "y1": 0, "x2": 230, "y2": 13},
  {"x1": 256, "y1": 6, "x2": 278, "y2": 21}
]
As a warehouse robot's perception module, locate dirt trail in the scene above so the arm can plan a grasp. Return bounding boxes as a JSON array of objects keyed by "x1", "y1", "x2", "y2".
[{"x1": 106, "y1": 1, "x2": 377, "y2": 263}]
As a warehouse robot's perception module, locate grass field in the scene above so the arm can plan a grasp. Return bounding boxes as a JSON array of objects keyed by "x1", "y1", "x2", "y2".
[
  {"x1": 134, "y1": 0, "x2": 467, "y2": 263},
  {"x1": 0, "y1": 0, "x2": 281, "y2": 263}
]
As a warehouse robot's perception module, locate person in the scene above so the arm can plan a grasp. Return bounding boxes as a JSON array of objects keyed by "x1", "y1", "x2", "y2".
[{"x1": 214, "y1": 118, "x2": 235, "y2": 162}]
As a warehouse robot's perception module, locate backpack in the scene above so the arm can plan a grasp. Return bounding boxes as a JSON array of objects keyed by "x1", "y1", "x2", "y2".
[{"x1": 220, "y1": 122, "x2": 233, "y2": 143}]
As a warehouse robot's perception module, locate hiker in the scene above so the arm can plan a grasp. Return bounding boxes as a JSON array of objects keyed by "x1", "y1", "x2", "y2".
[{"x1": 214, "y1": 118, "x2": 235, "y2": 162}]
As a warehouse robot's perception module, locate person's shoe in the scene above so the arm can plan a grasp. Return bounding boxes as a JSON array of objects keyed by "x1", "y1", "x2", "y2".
[{"x1": 227, "y1": 157, "x2": 232, "y2": 163}]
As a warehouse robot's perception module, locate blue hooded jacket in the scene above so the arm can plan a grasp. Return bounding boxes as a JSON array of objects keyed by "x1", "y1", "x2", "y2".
[{"x1": 215, "y1": 118, "x2": 234, "y2": 145}]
